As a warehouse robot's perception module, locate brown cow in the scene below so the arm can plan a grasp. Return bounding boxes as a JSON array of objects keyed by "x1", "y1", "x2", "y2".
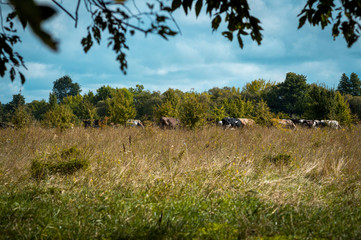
[
  {"x1": 160, "y1": 117, "x2": 180, "y2": 129},
  {"x1": 272, "y1": 119, "x2": 296, "y2": 129},
  {"x1": 238, "y1": 118, "x2": 256, "y2": 127}
]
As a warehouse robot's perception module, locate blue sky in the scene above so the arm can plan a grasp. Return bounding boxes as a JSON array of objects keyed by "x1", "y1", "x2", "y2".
[{"x1": 1, "y1": 0, "x2": 360, "y2": 103}]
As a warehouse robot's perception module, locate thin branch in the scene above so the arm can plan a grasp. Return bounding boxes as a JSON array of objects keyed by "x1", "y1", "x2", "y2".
[
  {"x1": 168, "y1": 11, "x2": 182, "y2": 35},
  {"x1": 132, "y1": 0, "x2": 141, "y2": 14},
  {"x1": 75, "y1": 0, "x2": 81, "y2": 28},
  {"x1": 51, "y1": 0, "x2": 76, "y2": 21},
  {"x1": 0, "y1": 4, "x2": 4, "y2": 34}
]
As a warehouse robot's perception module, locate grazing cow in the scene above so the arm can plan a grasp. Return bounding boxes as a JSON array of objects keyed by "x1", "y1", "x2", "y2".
[
  {"x1": 291, "y1": 119, "x2": 318, "y2": 128},
  {"x1": 127, "y1": 119, "x2": 144, "y2": 128},
  {"x1": 221, "y1": 117, "x2": 242, "y2": 129},
  {"x1": 83, "y1": 119, "x2": 107, "y2": 128},
  {"x1": 83, "y1": 120, "x2": 92, "y2": 128},
  {"x1": 304, "y1": 120, "x2": 317, "y2": 128},
  {"x1": 321, "y1": 120, "x2": 341, "y2": 129},
  {"x1": 160, "y1": 117, "x2": 180, "y2": 129},
  {"x1": 272, "y1": 119, "x2": 296, "y2": 129},
  {"x1": 291, "y1": 119, "x2": 304, "y2": 125},
  {"x1": 238, "y1": 118, "x2": 256, "y2": 127},
  {"x1": 314, "y1": 120, "x2": 323, "y2": 128}
]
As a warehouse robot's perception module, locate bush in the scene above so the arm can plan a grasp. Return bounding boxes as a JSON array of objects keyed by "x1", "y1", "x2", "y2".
[
  {"x1": 10, "y1": 105, "x2": 32, "y2": 128},
  {"x1": 179, "y1": 92, "x2": 208, "y2": 129},
  {"x1": 31, "y1": 146, "x2": 89, "y2": 179},
  {"x1": 42, "y1": 105, "x2": 76, "y2": 129}
]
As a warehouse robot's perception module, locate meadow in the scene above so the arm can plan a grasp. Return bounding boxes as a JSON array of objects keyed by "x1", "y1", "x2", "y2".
[{"x1": 0, "y1": 125, "x2": 360, "y2": 239}]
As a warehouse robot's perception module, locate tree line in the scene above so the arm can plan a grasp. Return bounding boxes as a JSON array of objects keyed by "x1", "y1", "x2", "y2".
[{"x1": 1, "y1": 72, "x2": 360, "y2": 129}]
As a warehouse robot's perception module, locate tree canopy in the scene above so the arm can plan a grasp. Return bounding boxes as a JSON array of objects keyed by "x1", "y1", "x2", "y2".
[
  {"x1": 0, "y1": 0, "x2": 360, "y2": 83},
  {"x1": 0, "y1": 72, "x2": 359, "y2": 129},
  {"x1": 52, "y1": 76, "x2": 81, "y2": 103}
]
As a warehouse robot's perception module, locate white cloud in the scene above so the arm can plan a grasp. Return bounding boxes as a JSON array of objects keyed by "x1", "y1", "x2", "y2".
[
  {"x1": 25, "y1": 62, "x2": 65, "y2": 79},
  {"x1": 0, "y1": 81, "x2": 22, "y2": 103}
]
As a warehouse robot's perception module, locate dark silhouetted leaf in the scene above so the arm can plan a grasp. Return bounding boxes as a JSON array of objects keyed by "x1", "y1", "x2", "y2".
[
  {"x1": 19, "y1": 72, "x2": 25, "y2": 84},
  {"x1": 39, "y1": 5, "x2": 57, "y2": 21},
  {"x1": 298, "y1": 15, "x2": 307, "y2": 29},
  {"x1": 212, "y1": 15, "x2": 221, "y2": 30},
  {"x1": 172, "y1": 0, "x2": 182, "y2": 11},
  {"x1": 10, "y1": 67, "x2": 15, "y2": 81},
  {"x1": 195, "y1": 0, "x2": 202, "y2": 17},
  {"x1": 222, "y1": 31, "x2": 233, "y2": 41}
]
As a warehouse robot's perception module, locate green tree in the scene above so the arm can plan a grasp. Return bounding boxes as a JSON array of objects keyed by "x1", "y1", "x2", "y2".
[
  {"x1": 179, "y1": 92, "x2": 208, "y2": 129},
  {"x1": 96, "y1": 101, "x2": 108, "y2": 119},
  {"x1": 84, "y1": 91, "x2": 97, "y2": 105},
  {"x1": 162, "y1": 89, "x2": 183, "y2": 109},
  {"x1": 329, "y1": 91, "x2": 352, "y2": 126},
  {"x1": 0, "y1": 102, "x2": 3, "y2": 122},
  {"x1": 130, "y1": 85, "x2": 162, "y2": 121},
  {"x1": 154, "y1": 100, "x2": 179, "y2": 120},
  {"x1": 344, "y1": 95, "x2": 361, "y2": 121},
  {"x1": 27, "y1": 100, "x2": 48, "y2": 121},
  {"x1": 95, "y1": 85, "x2": 115, "y2": 103},
  {"x1": 350, "y1": 72, "x2": 361, "y2": 96},
  {"x1": 154, "y1": 88, "x2": 183, "y2": 119},
  {"x1": 210, "y1": 106, "x2": 226, "y2": 122},
  {"x1": 241, "y1": 79, "x2": 275, "y2": 102},
  {"x1": 337, "y1": 73, "x2": 353, "y2": 95},
  {"x1": 3, "y1": 94, "x2": 25, "y2": 121},
  {"x1": 62, "y1": 94, "x2": 96, "y2": 120},
  {"x1": 266, "y1": 72, "x2": 309, "y2": 116},
  {"x1": 337, "y1": 73, "x2": 361, "y2": 96},
  {"x1": 48, "y1": 92, "x2": 58, "y2": 110},
  {"x1": 106, "y1": 88, "x2": 136, "y2": 124},
  {"x1": 252, "y1": 100, "x2": 274, "y2": 126},
  {"x1": 42, "y1": 105, "x2": 76, "y2": 129},
  {"x1": 304, "y1": 84, "x2": 335, "y2": 120},
  {"x1": 53, "y1": 76, "x2": 81, "y2": 103},
  {"x1": 11, "y1": 105, "x2": 32, "y2": 128}
]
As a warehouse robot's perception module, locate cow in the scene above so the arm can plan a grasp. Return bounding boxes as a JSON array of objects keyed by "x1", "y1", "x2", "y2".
[
  {"x1": 291, "y1": 119, "x2": 318, "y2": 128},
  {"x1": 321, "y1": 120, "x2": 341, "y2": 129},
  {"x1": 160, "y1": 117, "x2": 180, "y2": 129},
  {"x1": 238, "y1": 118, "x2": 256, "y2": 127},
  {"x1": 291, "y1": 119, "x2": 304, "y2": 125},
  {"x1": 304, "y1": 120, "x2": 317, "y2": 128},
  {"x1": 221, "y1": 117, "x2": 242, "y2": 129},
  {"x1": 272, "y1": 119, "x2": 296, "y2": 129},
  {"x1": 127, "y1": 119, "x2": 144, "y2": 128},
  {"x1": 83, "y1": 120, "x2": 92, "y2": 128},
  {"x1": 83, "y1": 119, "x2": 107, "y2": 128}
]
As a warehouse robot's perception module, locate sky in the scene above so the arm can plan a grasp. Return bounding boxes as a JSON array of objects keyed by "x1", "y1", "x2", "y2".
[{"x1": 1, "y1": 0, "x2": 360, "y2": 103}]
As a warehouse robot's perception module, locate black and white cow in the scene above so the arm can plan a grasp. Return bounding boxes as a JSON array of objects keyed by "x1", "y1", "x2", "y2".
[
  {"x1": 127, "y1": 119, "x2": 144, "y2": 128},
  {"x1": 221, "y1": 117, "x2": 242, "y2": 129}
]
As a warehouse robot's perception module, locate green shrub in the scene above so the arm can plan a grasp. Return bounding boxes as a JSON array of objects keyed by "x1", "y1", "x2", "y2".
[
  {"x1": 31, "y1": 146, "x2": 89, "y2": 179},
  {"x1": 42, "y1": 105, "x2": 76, "y2": 129}
]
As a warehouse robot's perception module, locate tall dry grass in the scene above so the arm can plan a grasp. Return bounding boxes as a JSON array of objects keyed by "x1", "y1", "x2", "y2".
[
  {"x1": 1, "y1": 125, "x2": 361, "y2": 238},
  {"x1": 1, "y1": 125, "x2": 360, "y2": 204}
]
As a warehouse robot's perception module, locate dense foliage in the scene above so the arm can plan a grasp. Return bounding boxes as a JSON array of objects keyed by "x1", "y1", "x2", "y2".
[{"x1": 0, "y1": 72, "x2": 359, "y2": 128}]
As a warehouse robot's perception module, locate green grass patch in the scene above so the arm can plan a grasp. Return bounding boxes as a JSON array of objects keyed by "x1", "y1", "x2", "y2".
[
  {"x1": 31, "y1": 146, "x2": 89, "y2": 179},
  {"x1": 0, "y1": 185, "x2": 360, "y2": 239}
]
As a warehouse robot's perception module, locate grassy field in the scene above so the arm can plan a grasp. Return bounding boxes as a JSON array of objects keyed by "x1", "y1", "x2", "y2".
[{"x1": 0, "y1": 125, "x2": 360, "y2": 239}]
